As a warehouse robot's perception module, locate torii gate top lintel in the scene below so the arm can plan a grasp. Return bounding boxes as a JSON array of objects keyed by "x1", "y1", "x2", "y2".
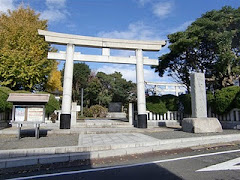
[{"x1": 38, "y1": 29, "x2": 166, "y2": 51}]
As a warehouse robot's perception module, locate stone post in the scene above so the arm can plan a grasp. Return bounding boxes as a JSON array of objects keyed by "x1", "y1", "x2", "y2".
[
  {"x1": 128, "y1": 103, "x2": 134, "y2": 126},
  {"x1": 60, "y1": 44, "x2": 75, "y2": 129},
  {"x1": 182, "y1": 73, "x2": 222, "y2": 133},
  {"x1": 71, "y1": 102, "x2": 77, "y2": 126},
  {"x1": 136, "y1": 49, "x2": 147, "y2": 128}
]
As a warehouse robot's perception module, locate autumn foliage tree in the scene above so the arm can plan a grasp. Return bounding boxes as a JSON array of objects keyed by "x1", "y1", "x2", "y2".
[
  {"x1": 0, "y1": 6, "x2": 55, "y2": 91},
  {"x1": 46, "y1": 61, "x2": 63, "y2": 92}
]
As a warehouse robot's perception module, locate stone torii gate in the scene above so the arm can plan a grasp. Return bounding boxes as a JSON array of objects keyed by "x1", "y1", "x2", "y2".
[{"x1": 38, "y1": 30, "x2": 166, "y2": 129}]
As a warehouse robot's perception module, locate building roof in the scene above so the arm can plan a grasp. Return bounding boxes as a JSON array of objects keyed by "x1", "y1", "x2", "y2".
[{"x1": 7, "y1": 93, "x2": 50, "y2": 103}]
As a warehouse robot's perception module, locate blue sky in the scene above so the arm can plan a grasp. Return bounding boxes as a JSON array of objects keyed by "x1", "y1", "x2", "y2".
[{"x1": 1, "y1": 0, "x2": 240, "y2": 83}]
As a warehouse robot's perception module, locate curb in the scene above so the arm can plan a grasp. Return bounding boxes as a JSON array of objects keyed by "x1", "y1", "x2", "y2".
[{"x1": 1, "y1": 134, "x2": 240, "y2": 169}]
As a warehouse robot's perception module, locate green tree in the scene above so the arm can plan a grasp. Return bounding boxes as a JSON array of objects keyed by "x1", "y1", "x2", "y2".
[
  {"x1": 85, "y1": 77, "x2": 102, "y2": 106},
  {"x1": 61, "y1": 63, "x2": 91, "y2": 103},
  {"x1": 72, "y1": 63, "x2": 91, "y2": 103},
  {"x1": 0, "y1": 6, "x2": 54, "y2": 91},
  {"x1": 154, "y1": 6, "x2": 240, "y2": 90},
  {"x1": 96, "y1": 72, "x2": 136, "y2": 106}
]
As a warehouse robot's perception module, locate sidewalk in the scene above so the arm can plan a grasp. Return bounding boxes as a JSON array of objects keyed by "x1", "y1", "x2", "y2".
[{"x1": 0, "y1": 123, "x2": 240, "y2": 169}]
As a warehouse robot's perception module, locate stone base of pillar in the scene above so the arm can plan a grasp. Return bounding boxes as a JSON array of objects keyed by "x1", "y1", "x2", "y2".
[
  {"x1": 182, "y1": 118, "x2": 223, "y2": 133},
  {"x1": 137, "y1": 114, "x2": 147, "y2": 128},
  {"x1": 60, "y1": 114, "x2": 71, "y2": 129}
]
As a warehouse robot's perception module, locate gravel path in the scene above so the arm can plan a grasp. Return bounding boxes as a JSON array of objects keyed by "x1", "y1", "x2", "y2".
[
  {"x1": 143, "y1": 129, "x2": 240, "y2": 140},
  {"x1": 0, "y1": 134, "x2": 79, "y2": 150}
]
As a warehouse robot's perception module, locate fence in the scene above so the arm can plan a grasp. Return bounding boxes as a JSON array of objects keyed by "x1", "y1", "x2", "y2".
[
  {"x1": 208, "y1": 108, "x2": 240, "y2": 129},
  {"x1": 0, "y1": 111, "x2": 12, "y2": 121},
  {"x1": 143, "y1": 108, "x2": 240, "y2": 128},
  {"x1": 133, "y1": 111, "x2": 185, "y2": 127},
  {"x1": 0, "y1": 111, "x2": 12, "y2": 128}
]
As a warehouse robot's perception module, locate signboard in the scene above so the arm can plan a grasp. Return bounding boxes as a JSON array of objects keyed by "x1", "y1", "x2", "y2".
[
  {"x1": 13, "y1": 106, "x2": 45, "y2": 123},
  {"x1": 27, "y1": 107, "x2": 44, "y2": 122},
  {"x1": 15, "y1": 107, "x2": 25, "y2": 121}
]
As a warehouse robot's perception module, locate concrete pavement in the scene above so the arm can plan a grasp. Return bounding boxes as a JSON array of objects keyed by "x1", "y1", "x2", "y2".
[{"x1": 0, "y1": 120, "x2": 240, "y2": 169}]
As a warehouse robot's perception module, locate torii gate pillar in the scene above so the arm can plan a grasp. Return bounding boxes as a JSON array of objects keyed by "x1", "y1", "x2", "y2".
[
  {"x1": 60, "y1": 44, "x2": 75, "y2": 129},
  {"x1": 136, "y1": 49, "x2": 147, "y2": 128}
]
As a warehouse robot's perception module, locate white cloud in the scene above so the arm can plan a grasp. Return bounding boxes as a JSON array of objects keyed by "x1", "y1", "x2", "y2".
[
  {"x1": 0, "y1": 0, "x2": 15, "y2": 13},
  {"x1": 152, "y1": 1, "x2": 174, "y2": 18},
  {"x1": 46, "y1": 0, "x2": 66, "y2": 8},
  {"x1": 98, "y1": 21, "x2": 164, "y2": 57},
  {"x1": 169, "y1": 20, "x2": 193, "y2": 33},
  {"x1": 40, "y1": 0, "x2": 68, "y2": 23},
  {"x1": 98, "y1": 21, "x2": 162, "y2": 41},
  {"x1": 95, "y1": 64, "x2": 172, "y2": 83},
  {"x1": 136, "y1": 0, "x2": 151, "y2": 6}
]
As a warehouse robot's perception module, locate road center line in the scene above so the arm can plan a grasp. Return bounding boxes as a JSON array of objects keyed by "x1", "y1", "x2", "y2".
[{"x1": 8, "y1": 149, "x2": 240, "y2": 180}]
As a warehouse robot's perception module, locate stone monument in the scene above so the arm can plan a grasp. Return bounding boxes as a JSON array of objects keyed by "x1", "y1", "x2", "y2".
[
  {"x1": 182, "y1": 73, "x2": 223, "y2": 133},
  {"x1": 107, "y1": 102, "x2": 127, "y2": 119}
]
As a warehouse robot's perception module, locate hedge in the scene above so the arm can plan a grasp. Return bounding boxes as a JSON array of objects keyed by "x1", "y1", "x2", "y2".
[
  {"x1": 178, "y1": 94, "x2": 191, "y2": 115},
  {"x1": 146, "y1": 102, "x2": 167, "y2": 114},
  {"x1": 0, "y1": 87, "x2": 13, "y2": 112},
  {"x1": 213, "y1": 86, "x2": 240, "y2": 114}
]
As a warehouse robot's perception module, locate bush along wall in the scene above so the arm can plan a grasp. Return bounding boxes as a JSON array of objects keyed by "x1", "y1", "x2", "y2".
[
  {"x1": 0, "y1": 87, "x2": 13, "y2": 112},
  {"x1": 213, "y1": 86, "x2": 240, "y2": 114},
  {"x1": 146, "y1": 96, "x2": 168, "y2": 114}
]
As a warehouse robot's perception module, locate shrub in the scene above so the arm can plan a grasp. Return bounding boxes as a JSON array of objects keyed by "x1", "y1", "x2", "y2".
[
  {"x1": 235, "y1": 91, "x2": 240, "y2": 109},
  {"x1": 146, "y1": 102, "x2": 167, "y2": 114},
  {"x1": 89, "y1": 105, "x2": 108, "y2": 118},
  {"x1": 45, "y1": 94, "x2": 60, "y2": 114},
  {"x1": 83, "y1": 107, "x2": 93, "y2": 117},
  {"x1": 160, "y1": 94, "x2": 178, "y2": 111},
  {"x1": 146, "y1": 96, "x2": 162, "y2": 104},
  {"x1": 37, "y1": 92, "x2": 60, "y2": 114},
  {"x1": 214, "y1": 86, "x2": 240, "y2": 114},
  {"x1": 178, "y1": 94, "x2": 191, "y2": 115},
  {"x1": 0, "y1": 87, "x2": 13, "y2": 112}
]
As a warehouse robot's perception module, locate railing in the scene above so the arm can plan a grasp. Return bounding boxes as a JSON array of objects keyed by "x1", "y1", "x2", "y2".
[
  {"x1": 208, "y1": 108, "x2": 240, "y2": 129},
  {"x1": 140, "y1": 108, "x2": 240, "y2": 128},
  {"x1": 208, "y1": 108, "x2": 240, "y2": 121},
  {"x1": 133, "y1": 110, "x2": 184, "y2": 127},
  {"x1": 146, "y1": 111, "x2": 184, "y2": 121}
]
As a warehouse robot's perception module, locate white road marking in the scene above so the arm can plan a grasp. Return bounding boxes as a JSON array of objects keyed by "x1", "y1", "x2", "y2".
[
  {"x1": 197, "y1": 157, "x2": 240, "y2": 172},
  {"x1": 7, "y1": 149, "x2": 240, "y2": 180}
]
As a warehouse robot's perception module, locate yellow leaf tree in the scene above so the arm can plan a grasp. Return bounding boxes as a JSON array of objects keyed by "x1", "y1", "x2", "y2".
[
  {"x1": 0, "y1": 6, "x2": 55, "y2": 91},
  {"x1": 46, "y1": 61, "x2": 63, "y2": 92}
]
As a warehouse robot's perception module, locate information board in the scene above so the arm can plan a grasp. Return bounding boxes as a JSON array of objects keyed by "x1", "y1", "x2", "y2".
[
  {"x1": 15, "y1": 107, "x2": 25, "y2": 121},
  {"x1": 27, "y1": 107, "x2": 44, "y2": 122}
]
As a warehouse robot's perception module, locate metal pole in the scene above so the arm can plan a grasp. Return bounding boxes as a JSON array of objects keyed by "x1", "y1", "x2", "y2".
[{"x1": 81, "y1": 88, "x2": 84, "y2": 117}]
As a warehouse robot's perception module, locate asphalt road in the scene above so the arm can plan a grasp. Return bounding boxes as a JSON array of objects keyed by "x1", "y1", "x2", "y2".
[{"x1": 4, "y1": 145, "x2": 240, "y2": 180}]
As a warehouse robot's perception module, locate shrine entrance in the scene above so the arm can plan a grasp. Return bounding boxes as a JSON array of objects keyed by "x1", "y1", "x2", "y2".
[{"x1": 38, "y1": 30, "x2": 166, "y2": 129}]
